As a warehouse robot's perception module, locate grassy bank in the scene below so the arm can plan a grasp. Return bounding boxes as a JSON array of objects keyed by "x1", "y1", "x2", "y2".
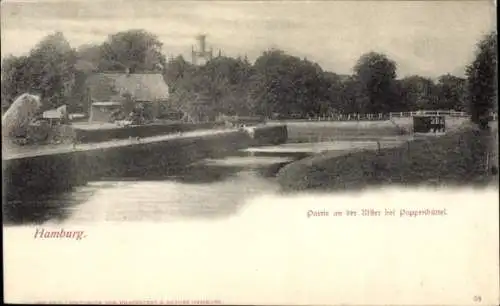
[{"x1": 277, "y1": 123, "x2": 498, "y2": 192}]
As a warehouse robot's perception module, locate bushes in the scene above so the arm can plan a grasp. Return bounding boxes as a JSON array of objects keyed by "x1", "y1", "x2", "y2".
[{"x1": 277, "y1": 126, "x2": 497, "y2": 192}]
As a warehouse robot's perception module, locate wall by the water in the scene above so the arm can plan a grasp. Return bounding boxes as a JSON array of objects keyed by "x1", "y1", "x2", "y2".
[
  {"x1": 251, "y1": 124, "x2": 288, "y2": 146},
  {"x1": 3, "y1": 124, "x2": 288, "y2": 202},
  {"x1": 74, "y1": 122, "x2": 227, "y2": 143}
]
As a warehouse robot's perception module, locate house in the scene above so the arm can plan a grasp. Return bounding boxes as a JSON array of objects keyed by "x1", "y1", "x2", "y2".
[
  {"x1": 85, "y1": 72, "x2": 170, "y2": 124},
  {"x1": 42, "y1": 105, "x2": 69, "y2": 126}
]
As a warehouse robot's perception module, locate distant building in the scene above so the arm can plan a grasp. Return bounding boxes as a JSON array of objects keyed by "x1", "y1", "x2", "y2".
[
  {"x1": 42, "y1": 105, "x2": 69, "y2": 126},
  {"x1": 191, "y1": 34, "x2": 213, "y2": 65},
  {"x1": 85, "y1": 72, "x2": 170, "y2": 124}
]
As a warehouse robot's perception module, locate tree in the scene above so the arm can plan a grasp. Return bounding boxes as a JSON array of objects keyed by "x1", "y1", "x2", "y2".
[
  {"x1": 29, "y1": 32, "x2": 77, "y2": 108},
  {"x1": 164, "y1": 56, "x2": 254, "y2": 121},
  {"x1": 399, "y1": 75, "x2": 437, "y2": 111},
  {"x1": 98, "y1": 29, "x2": 166, "y2": 73},
  {"x1": 203, "y1": 56, "x2": 254, "y2": 115},
  {"x1": 164, "y1": 55, "x2": 193, "y2": 91},
  {"x1": 435, "y1": 74, "x2": 466, "y2": 111},
  {"x1": 353, "y1": 52, "x2": 399, "y2": 113},
  {"x1": 75, "y1": 43, "x2": 102, "y2": 72},
  {"x1": 316, "y1": 72, "x2": 345, "y2": 115},
  {"x1": 338, "y1": 76, "x2": 370, "y2": 114},
  {"x1": 1, "y1": 32, "x2": 77, "y2": 111},
  {"x1": 249, "y1": 49, "x2": 326, "y2": 118},
  {"x1": 1, "y1": 55, "x2": 32, "y2": 112},
  {"x1": 466, "y1": 31, "x2": 497, "y2": 130}
]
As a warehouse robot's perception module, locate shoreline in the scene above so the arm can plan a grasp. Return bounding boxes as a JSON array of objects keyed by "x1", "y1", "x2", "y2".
[{"x1": 276, "y1": 123, "x2": 498, "y2": 193}]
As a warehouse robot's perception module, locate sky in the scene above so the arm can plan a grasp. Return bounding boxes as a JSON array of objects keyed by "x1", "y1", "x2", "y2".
[{"x1": 0, "y1": 0, "x2": 496, "y2": 78}]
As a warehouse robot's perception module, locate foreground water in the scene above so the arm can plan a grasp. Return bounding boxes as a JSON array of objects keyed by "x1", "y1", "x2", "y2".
[
  {"x1": 3, "y1": 160, "x2": 285, "y2": 225},
  {"x1": 4, "y1": 139, "x2": 410, "y2": 225}
]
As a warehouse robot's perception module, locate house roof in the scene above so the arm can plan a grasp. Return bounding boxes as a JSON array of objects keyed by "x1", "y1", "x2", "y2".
[{"x1": 86, "y1": 73, "x2": 170, "y2": 102}]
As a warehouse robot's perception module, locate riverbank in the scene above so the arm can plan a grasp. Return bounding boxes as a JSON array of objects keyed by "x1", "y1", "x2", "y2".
[{"x1": 277, "y1": 123, "x2": 498, "y2": 192}]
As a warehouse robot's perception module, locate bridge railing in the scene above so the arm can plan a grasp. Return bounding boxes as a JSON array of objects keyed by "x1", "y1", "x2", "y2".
[
  {"x1": 270, "y1": 110, "x2": 497, "y2": 122},
  {"x1": 285, "y1": 113, "x2": 390, "y2": 122},
  {"x1": 388, "y1": 110, "x2": 470, "y2": 118},
  {"x1": 389, "y1": 111, "x2": 498, "y2": 121}
]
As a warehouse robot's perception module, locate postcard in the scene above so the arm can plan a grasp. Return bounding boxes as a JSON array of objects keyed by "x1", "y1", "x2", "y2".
[{"x1": 2, "y1": 0, "x2": 498, "y2": 304}]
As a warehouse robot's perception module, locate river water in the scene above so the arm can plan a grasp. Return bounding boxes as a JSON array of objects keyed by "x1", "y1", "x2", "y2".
[
  {"x1": 4, "y1": 139, "x2": 409, "y2": 225},
  {"x1": 3, "y1": 157, "x2": 288, "y2": 225}
]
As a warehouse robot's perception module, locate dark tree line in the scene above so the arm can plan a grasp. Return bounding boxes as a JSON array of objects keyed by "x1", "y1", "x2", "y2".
[
  {"x1": 465, "y1": 32, "x2": 497, "y2": 130},
  {"x1": 1, "y1": 29, "x2": 497, "y2": 125}
]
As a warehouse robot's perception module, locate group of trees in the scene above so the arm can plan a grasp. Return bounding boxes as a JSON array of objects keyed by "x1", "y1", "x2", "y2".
[
  {"x1": 1, "y1": 29, "x2": 167, "y2": 115},
  {"x1": 164, "y1": 50, "x2": 473, "y2": 120},
  {"x1": 1, "y1": 29, "x2": 497, "y2": 126}
]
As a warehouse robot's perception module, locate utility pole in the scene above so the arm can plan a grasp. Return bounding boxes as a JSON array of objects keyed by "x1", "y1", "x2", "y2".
[{"x1": 87, "y1": 87, "x2": 93, "y2": 124}]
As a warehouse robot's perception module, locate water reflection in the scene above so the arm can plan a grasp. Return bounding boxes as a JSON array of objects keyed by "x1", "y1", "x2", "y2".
[
  {"x1": 3, "y1": 187, "x2": 99, "y2": 225},
  {"x1": 3, "y1": 156, "x2": 290, "y2": 225}
]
